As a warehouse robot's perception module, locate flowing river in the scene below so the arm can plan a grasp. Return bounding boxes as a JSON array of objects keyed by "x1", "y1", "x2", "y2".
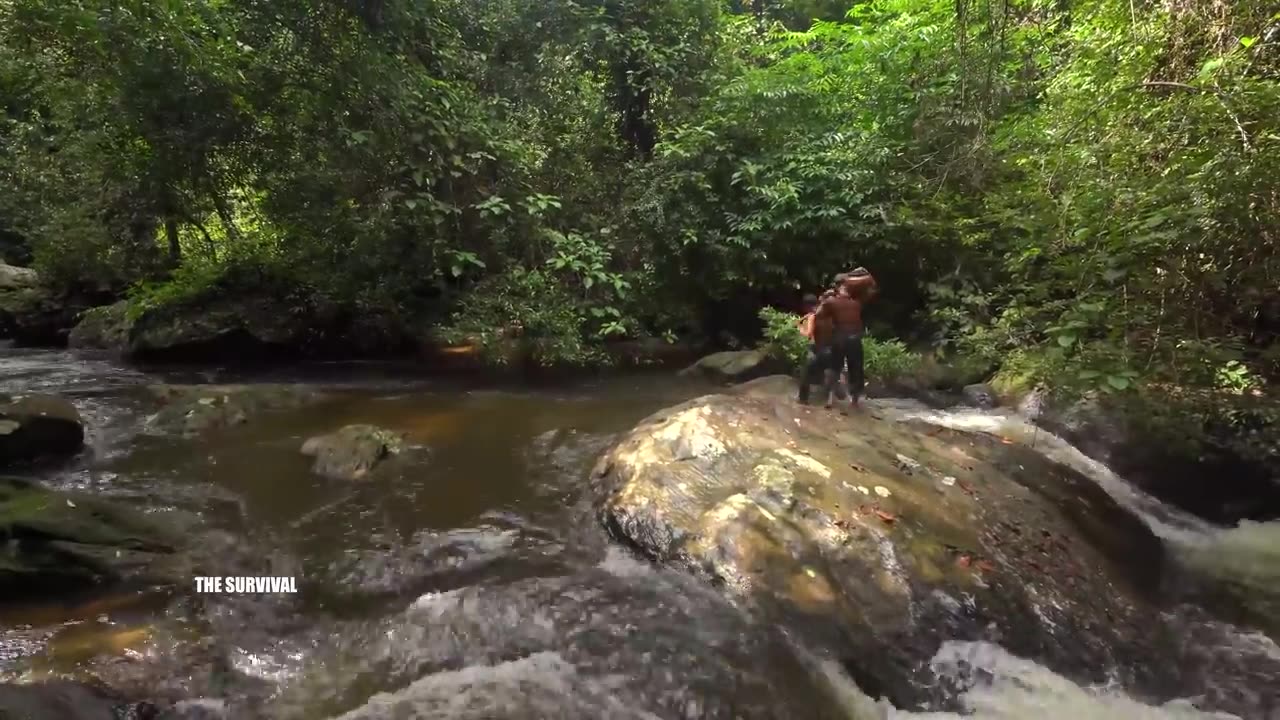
[{"x1": 1, "y1": 348, "x2": 1277, "y2": 719}]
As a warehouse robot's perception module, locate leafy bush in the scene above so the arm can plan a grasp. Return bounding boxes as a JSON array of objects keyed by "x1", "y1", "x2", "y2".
[
  {"x1": 864, "y1": 336, "x2": 921, "y2": 382},
  {"x1": 438, "y1": 268, "x2": 610, "y2": 368},
  {"x1": 759, "y1": 307, "x2": 809, "y2": 369}
]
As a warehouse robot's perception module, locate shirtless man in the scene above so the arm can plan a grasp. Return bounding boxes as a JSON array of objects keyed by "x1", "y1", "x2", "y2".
[{"x1": 816, "y1": 267, "x2": 878, "y2": 409}]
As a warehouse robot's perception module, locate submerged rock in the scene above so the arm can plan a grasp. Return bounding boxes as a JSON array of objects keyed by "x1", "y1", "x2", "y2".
[
  {"x1": 0, "y1": 393, "x2": 85, "y2": 465},
  {"x1": 679, "y1": 349, "x2": 781, "y2": 384},
  {"x1": 144, "y1": 384, "x2": 323, "y2": 438},
  {"x1": 301, "y1": 424, "x2": 404, "y2": 481},
  {"x1": 69, "y1": 301, "x2": 133, "y2": 353},
  {"x1": 0, "y1": 478, "x2": 183, "y2": 598},
  {"x1": 595, "y1": 375, "x2": 1172, "y2": 707},
  {"x1": 961, "y1": 383, "x2": 997, "y2": 409},
  {"x1": 0, "y1": 681, "x2": 159, "y2": 720}
]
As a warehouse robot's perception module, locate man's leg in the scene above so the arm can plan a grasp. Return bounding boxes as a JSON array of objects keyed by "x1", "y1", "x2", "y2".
[
  {"x1": 798, "y1": 345, "x2": 820, "y2": 404},
  {"x1": 848, "y1": 334, "x2": 866, "y2": 406},
  {"x1": 824, "y1": 338, "x2": 846, "y2": 408}
]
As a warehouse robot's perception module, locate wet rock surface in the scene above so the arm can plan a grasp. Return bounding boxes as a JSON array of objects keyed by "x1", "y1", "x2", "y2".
[
  {"x1": 267, "y1": 567, "x2": 848, "y2": 720},
  {"x1": 0, "y1": 478, "x2": 183, "y2": 598},
  {"x1": 595, "y1": 375, "x2": 1175, "y2": 708},
  {"x1": 0, "y1": 680, "x2": 159, "y2": 720},
  {"x1": 0, "y1": 393, "x2": 85, "y2": 466},
  {"x1": 143, "y1": 384, "x2": 324, "y2": 438},
  {"x1": 301, "y1": 424, "x2": 405, "y2": 481}
]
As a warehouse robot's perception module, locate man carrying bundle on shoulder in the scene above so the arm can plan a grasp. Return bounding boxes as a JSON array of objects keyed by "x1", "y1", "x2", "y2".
[{"x1": 816, "y1": 267, "x2": 878, "y2": 410}]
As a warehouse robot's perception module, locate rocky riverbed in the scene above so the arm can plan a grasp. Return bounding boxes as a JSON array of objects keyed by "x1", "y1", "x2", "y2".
[{"x1": 1, "y1": 350, "x2": 1278, "y2": 719}]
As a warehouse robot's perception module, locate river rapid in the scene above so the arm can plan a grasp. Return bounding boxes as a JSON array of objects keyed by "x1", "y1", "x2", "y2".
[{"x1": 1, "y1": 348, "x2": 1277, "y2": 719}]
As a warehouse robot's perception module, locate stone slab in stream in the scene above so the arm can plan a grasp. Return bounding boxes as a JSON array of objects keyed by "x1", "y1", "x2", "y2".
[
  {"x1": 0, "y1": 477, "x2": 184, "y2": 599},
  {"x1": 594, "y1": 375, "x2": 1174, "y2": 708},
  {"x1": 143, "y1": 384, "x2": 325, "y2": 438},
  {"x1": 0, "y1": 392, "x2": 84, "y2": 465},
  {"x1": 678, "y1": 349, "x2": 783, "y2": 384},
  {"x1": 301, "y1": 424, "x2": 406, "y2": 481}
]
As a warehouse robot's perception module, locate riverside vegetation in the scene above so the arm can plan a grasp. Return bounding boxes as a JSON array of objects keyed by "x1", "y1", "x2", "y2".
[{"x1": 0, "y1": 0, "x2": 1276, "y2": 515}]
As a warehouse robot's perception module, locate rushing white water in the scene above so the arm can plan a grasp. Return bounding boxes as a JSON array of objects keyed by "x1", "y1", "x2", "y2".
[
  {"x1": 871, "y1": 400, "x2": 1214, "y2": 543},
  {"x1": 810, "y1": 641, "x2": 1246, "y2": 720},
  {"x1": 872, "y1": 400, "x2": 1280, "y2": 568},
  {"x1": 856, "y1": 399, "x2": 1280, "y2": 720}
]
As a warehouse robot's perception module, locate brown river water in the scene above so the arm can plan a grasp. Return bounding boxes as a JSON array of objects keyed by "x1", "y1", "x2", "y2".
[{"x1": 1, "y1": 348, "x2": 1278, "y2": 719}]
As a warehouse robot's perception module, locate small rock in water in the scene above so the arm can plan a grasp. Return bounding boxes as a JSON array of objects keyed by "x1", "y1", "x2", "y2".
[
  {"x1": 874, "y1": 486, "x2": 892, "y2": 498},
  {"x1": 941, "y1": 476, "x2": 957, "y2": 487},
  {"x1": 857, "y1": 486, "x2": 871, "y2": 495},
  {"x1": 894, "y1": 453, "x2": 922, "y2": 473}
]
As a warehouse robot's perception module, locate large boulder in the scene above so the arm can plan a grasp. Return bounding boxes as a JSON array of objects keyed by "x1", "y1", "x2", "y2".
[
  {"x1": 144, "y1": 384, "x2": 324, "y2": 438},
  {"x1": 127, "y1": 289, "x2": 314, "y2": 363},
  {"x1": 594, "y1": 375, "x2": 1176, "y2": 707},
  {"x1": 0, "y1": 478, "x2": 184, "y2": 598},
  {"x1": 68, "y1": 301, "x2": 133, "y2": 353},
  {"x1": 0, "y1": 393, "x2": 85, "y2": 465},
  {"x1": 301, "y1": 424, "x2": 405, "y2": 481},
  {"x1": 678, "y1": 349, "x2": 781, "y2": 384},
  {"x1": 0, "y1": 263, "x2": 61, "y2": 345}
]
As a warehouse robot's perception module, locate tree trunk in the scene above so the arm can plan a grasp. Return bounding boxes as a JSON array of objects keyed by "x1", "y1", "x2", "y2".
[{"x1": 165, "y1": 216, "x2": 181, "y2": 263}]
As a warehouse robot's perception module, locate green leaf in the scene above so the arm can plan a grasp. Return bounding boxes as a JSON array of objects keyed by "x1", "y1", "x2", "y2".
[
  {"x1": 1106, "y1": 375, "x2": 1131, "y2": 390},
  {"x1": 1057, "y1": 334, "x2": 1077, "y2": 348},
  {"x1": 405, "y1": 199, "x2": 419, "y2": 210},
  {"x1": 450, "y1": 265, "x2": 463, "y2": 278},
  {"x1": 1197, "y1": 57, "x2": 1226, "y2": 79},
  {"x1": 1239, "y1": 36, "x2": 1257, "y2": 49}
]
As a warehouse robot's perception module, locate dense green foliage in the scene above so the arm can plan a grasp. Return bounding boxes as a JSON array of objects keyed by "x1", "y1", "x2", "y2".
[{"x1": 1, "y1": 0, "x2": 1275, "y2": 414}]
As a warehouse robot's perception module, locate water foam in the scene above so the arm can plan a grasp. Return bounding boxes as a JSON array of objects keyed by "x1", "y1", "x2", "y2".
[
  {"x1": 332, "y1": 651, "x2": 661, "y2": 720},
  {"x1": 809, "y1": 642, "x2": 1243, "y2": 720}
]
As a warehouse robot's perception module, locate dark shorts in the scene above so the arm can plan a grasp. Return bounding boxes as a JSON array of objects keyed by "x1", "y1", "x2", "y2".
[{"x1": 827, "y1": 332, "x2": 865, "y2": 396}]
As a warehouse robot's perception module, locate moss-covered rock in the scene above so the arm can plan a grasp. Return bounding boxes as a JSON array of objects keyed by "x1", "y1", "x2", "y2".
[
  {"x1": 301, "y1": 424, "x2": 405, "y2": 481},
  {"x1": 0, "y1": 263, "x2": 70, "y2": 345},
  {"x1": 127, "y1": 288, "x2": 314, "y2": 363},
  {"x1": 68, "y1": 301, "x2": 133, "y2": 352},
  {"x1": 678, "y1": 349, "x2": 782, "y2": 384},
  {"x1": 0, "y1": 393, "x2": 85, "y2": 466},
  {"x1": 144, "y1": 384, "x2": 324, "y2": 438},
  {"x1": 595, "y1": 375, "x2": 1170, "y2": 706},
  {"x1": 0, "y1": 478, "x2": 183, "y2": 598}
]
